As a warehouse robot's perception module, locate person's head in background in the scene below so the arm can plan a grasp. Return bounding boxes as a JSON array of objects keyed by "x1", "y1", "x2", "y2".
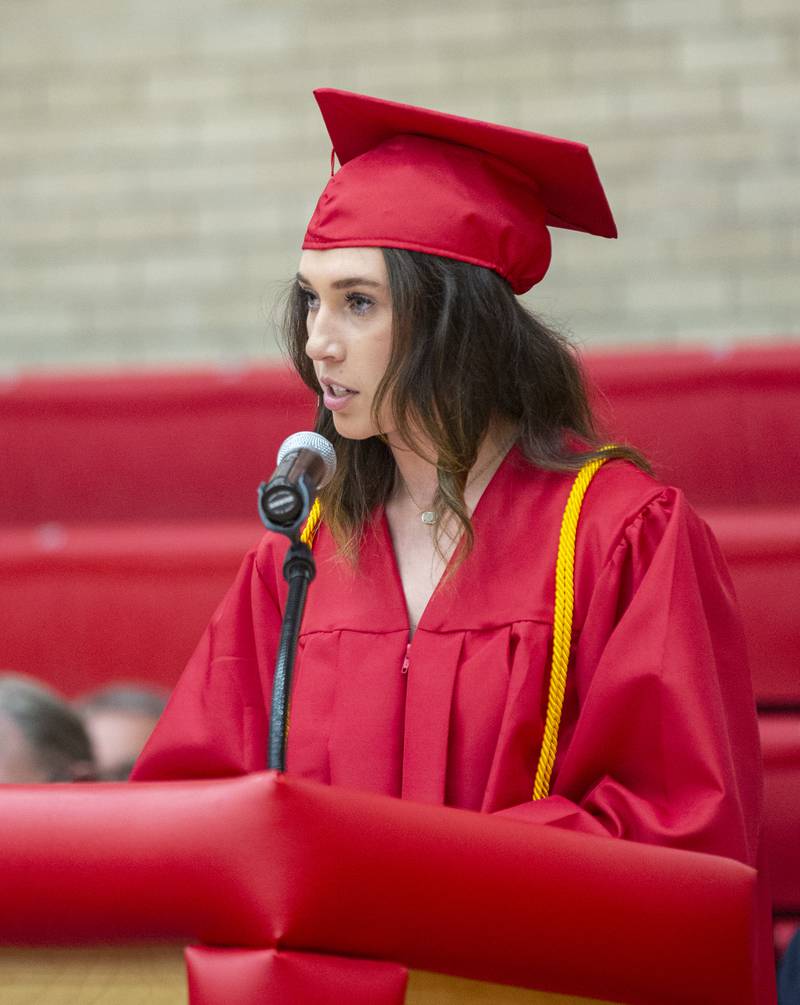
[
  {"x1": 74, "y1": 683, "x2": 168, "y2": 780},
  {"x1": 0, "y1": 673, "x2": 96, "y2": 783}
]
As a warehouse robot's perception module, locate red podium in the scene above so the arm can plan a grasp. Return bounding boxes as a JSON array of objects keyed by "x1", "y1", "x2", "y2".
[{"x1": 0, "y1": 772, "x2": 760, "y2": 1004}]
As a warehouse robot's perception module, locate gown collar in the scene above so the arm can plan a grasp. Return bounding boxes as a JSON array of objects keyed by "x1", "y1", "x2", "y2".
[{"x1": 379, "y1": 442, "x2": 528, "y2": 636}]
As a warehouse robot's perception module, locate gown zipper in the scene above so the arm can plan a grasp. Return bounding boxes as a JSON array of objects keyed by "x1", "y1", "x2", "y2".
[{"x1": 401, "y1": 642, "x2": 411, "y2": 674}]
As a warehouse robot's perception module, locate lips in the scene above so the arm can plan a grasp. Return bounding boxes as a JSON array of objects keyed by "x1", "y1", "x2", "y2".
[
  {"x1": 326, "y1": 382, "x2": 355, "y2": 397},
  {"x1": 320, "y1": 377, "x2": 358, "y2": 413}
]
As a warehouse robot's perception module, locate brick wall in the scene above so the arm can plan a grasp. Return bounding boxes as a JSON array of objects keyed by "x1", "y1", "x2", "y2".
[{"x1": 0, "y1": 0, "x2": 797, "y2": 370}]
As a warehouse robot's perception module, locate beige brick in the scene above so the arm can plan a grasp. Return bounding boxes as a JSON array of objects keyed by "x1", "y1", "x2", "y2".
[
  {"x1": 601, "y1": 130, "x2": 784, "y2": 185},
  {"x1": 511, "y1": 2, "x2": 624, "y2": 35},
  {"x1": 738, "y1": 77, "x2": 800, "y2": 122},
  {"x1": 0, "y1": 214, "x2": 78, "y2": 248},
  {"x1": 618, "y1": 175, "x2": 731, "y2": 217},
  {"x1": 567, "y1": 40, "x2": 679, "y2": 79},
  {"x1": 406, "y1": 6, "x2": 513, "y2": 42},
  {"x1": 2, "y1": 0, "x2": 800, "y2": 369},
  {"x1": 691, "y1": 310, "x2": 799, "y2": 342},
  {"x1": 140, "y1": 253, "x2": 238, "y2": 289},
  {"x1": 517, "y1": 89, "x2": 624, "y2": 136},
  {"x1": 736, "y1": 271, "x2": 800, "y2": 309},
  {"x1": 663, "y1": 128, "x2": 783, "y2": 168},
  {"x1": 622, "y1": 0, "x2": 727, "y2": 29},
  {"x1": 342, "y1": 59, "x2": 452, "y2": 95},
  {"x1": 624, "y1": 275, "x2": 730, "y2": 313},
  {"x1": 3, "y1": 167, "x2": 145, "y2": 206},
  {"x1": 576, "y1": 321, "x2": 677, "y2": 349},
  {"x1": 733, "y1": 0, "x2": 800, "y2": 19},
  {"x1": 789, "y1": 226, "x2": 800, "y2": 261},
  {"x1": 736, "y1": 172, "x2": 800, "y2": 216},
  {"x1": 1, "y1": 118, "x2": 202, "y2": 159},
  {"x1": 0, "y1": 72, "x2": 48, "y2": 115},
  {"x1": 0, "y1": 310, "x2": 82, "y2": 342},
  {"x1": 144, "y1": 67, "x2": 246, "y2": 106},
  {"x1": 673, "y1": 319, "x2": 782, "y2": 345},
  {"x1": 680, "y1": 30, "x2": 786, "y2": 73},
  {"x1": 624, "y1": 83, "x2": 727, "y2": 125},
  {"x1": 0, "y1": 258, "x2": 132, "y2": 295},
  {"x1": 525, "y1": 277, "x2": 624, "y2": 316},
  {"x1": 664, "y1": 226, "x2": 781, "y2": 263},
  {"x1": 44, "y1": 72, "x2": 143, "y2": 110},
  {"x1": 615, "y1": 204, "x2": 726, "y2": 242},
  {"x1": 550, "y1": 230, "x2": 660, "y2": 277}
]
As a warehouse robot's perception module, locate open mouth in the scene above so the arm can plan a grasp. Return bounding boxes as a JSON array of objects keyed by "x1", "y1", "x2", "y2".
[
  {"x1": 326, "y1": 382, "x2": 356, "y2": 397},
  {"x1": 321, "y1": 378, "x2": 359, "y2": 411}
]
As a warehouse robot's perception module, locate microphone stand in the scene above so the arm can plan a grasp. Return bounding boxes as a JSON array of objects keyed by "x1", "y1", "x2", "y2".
[
  {"x1": 268, "y1": 538, "x2": 315, "y2": 771},
  {"x1": 258, "y1": 463, "x2": 322, "y2": 773}
]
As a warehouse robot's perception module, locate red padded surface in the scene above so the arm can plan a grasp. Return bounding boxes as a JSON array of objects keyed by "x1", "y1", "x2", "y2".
[
  {"x1": 587, "y1": 344, "x2": 800, "y2": 507},
  {"x1": 0, "y1": 773, "x2": 759, "y2": 1005},
  {"x1": 0, "y1": 521, "x2": 261, "y2": 696},
  {"x1": 760, "y1": 715, "x2": 800, "y2": 913},
  {"x1": 704, "y1": 508, "x2": 800, "y2": 707},
  {"x1": 0, "y1": 366, "x2": 315, "y2": 524},
  {"x1": 2, "y1": 345, "x2": 798, "y2": 526},
  {"x1": 185, "y1": 947, "x2": 407, "y2": 1005}
]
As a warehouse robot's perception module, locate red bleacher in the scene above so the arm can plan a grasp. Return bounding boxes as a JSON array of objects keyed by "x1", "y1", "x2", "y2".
[
  {"x1": 0, "y1": 365, "x2": 312, "y2": 695},
  {"x1": 1, "y1": 343, "x2": 798, "y2": 953},
  {"x1": 592, "y1": 344, "x2": 800, "y2": 958}
]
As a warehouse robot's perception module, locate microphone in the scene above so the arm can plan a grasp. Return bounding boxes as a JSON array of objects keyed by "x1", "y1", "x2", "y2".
[{"x1": 258, "y1": 431, "x2": 337, "y2": 535}]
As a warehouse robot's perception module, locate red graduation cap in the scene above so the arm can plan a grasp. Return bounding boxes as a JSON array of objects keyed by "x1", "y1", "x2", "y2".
[{"x1": 302, "y1": 88, "x2": 617, "y2": 294}]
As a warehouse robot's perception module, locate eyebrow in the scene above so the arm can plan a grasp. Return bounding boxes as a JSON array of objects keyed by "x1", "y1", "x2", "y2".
[{"x1": 295, "y1": 272, "x2": 383, "y2": 290}]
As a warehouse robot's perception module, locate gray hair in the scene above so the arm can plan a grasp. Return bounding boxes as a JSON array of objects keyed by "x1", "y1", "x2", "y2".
[
  {"x1": 0, "y1": 674, "x2": 95, "y2": 782},
  {"x1": 74, "y1": 682, "x2": 168, "y2": 718}
]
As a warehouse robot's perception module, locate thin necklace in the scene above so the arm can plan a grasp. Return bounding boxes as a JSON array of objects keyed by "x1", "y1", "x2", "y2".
[
  {"x1": 399, "y1": 476, "x2": 438, "y2": 525},
  {"x1": 397, "y1": 439, "x2": 513, "y2": 526}
]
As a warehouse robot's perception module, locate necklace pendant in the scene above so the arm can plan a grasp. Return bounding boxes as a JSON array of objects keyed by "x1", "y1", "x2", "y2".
[{"x1": 420, "y1": 510, "x2": 438, "y2": 525}]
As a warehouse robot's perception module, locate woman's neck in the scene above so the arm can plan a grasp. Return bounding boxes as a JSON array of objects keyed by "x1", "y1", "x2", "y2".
[
  {"x1": 387, "y1": 420, "x2": 518, "y2": 517},
  {"x1": 383, "y1": 420, "x2": 518, "y2": 638}
]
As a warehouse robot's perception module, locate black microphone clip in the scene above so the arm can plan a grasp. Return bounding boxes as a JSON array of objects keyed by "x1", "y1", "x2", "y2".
[{"x1": 258, "y1": 432, "x2": 336, "y2": 540}]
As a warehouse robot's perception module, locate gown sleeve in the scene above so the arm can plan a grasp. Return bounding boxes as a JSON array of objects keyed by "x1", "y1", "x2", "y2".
[
  {"x1": 494, "y1": 487, "x2": 762, "y2": 870},
  {"x1": 130, "y1": 549, "x2": 280, "y2": 780}
]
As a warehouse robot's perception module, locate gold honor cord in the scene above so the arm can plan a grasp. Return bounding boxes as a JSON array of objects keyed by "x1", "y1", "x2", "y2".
[
  {"x1": 532, "y1": 449, "x2": 615, "y2": 800},
  {"x1": 299, "y1": 497, "x2": 322, "y2": 547},
  {"x1": 298, "y1": 448, "x2": 615, "y2": 803}
]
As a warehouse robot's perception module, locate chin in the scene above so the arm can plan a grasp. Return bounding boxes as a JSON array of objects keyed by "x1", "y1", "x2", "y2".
[{"x1": 330, "y1": 412, "x2": 376, "y2": 441}]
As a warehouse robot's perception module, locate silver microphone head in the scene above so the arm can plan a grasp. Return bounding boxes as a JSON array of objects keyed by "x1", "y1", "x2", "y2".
[{"x1": 276, "y1": 431, "x2": 337, "y2": 489}]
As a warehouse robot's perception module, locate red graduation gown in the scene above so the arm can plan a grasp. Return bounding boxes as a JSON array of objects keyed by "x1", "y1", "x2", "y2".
[{"x1": 132, "y1": 449, "x2": 761, "y2": 869}]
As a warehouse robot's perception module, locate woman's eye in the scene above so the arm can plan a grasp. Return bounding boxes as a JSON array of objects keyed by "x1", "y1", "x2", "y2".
[
  {"x1": 345, "y1": 292, "x2": 374, "y2": 315},
  {"x1": 299, "y1": 287, "x2": 319, "y2": 312}
]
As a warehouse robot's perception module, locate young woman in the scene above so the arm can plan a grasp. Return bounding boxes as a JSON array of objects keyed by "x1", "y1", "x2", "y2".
[{"x1": 133, "y1": 90, "x2": 761, "y2": 873}]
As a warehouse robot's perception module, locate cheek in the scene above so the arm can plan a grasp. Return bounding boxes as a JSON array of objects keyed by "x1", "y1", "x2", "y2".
[
  {"x1": 370, "y1": 349, "x2": 392, "y2": 389},
  {"x1": 366, "y1": 327, "x2": 393, "y2": 384},
  {"x1": 364, "y1": 327, "x2": 395, "y2": 424}
]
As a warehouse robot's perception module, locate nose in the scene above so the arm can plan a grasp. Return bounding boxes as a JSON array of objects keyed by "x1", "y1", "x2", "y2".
[{"x1": 304, "y1": 303, "x2": 344, "y2": 363}]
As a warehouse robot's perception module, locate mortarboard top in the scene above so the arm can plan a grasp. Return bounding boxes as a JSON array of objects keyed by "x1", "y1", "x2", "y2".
[{"x1": 303, "y1": 88, "x2": 617, "y2": 294}]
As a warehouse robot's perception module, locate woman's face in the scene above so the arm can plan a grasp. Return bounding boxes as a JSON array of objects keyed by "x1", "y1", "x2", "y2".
[{"x1": 298, "y1": 247, "x2": 394, "y2": 440}]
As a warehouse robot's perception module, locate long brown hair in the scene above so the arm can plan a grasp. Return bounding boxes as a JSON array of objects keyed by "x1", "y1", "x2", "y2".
[{"x1": 283, "y1": 248, "x2": 646, "y2": 560}]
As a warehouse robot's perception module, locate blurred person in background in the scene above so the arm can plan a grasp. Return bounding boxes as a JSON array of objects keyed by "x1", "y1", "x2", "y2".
[
  {"x1": 74, "y1": 683, "x2": 168, "y2": 781},
  {"x1": 0, "y1": 673, "x2": 96, "y2": 783},
  {"x1": 778, "y1": 928, "x2": 800, "y2": 1004}
]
